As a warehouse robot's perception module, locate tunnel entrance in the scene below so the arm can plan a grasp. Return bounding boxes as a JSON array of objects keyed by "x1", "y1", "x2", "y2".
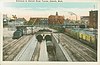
[
  {"x1": 35, "y1": 33, "x2": 56, "y2": 61},
  {"x1": 45, "y1": 35, "x2": 52, "y2": 41},
  {"x1": 36, "y1": 35, "x2": 43, "y2": 43}
]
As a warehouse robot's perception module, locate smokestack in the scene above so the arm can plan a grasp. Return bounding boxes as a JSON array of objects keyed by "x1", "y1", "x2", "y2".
[{"x1": 56, "y1": 12, "x2": 58, "y2": 16}]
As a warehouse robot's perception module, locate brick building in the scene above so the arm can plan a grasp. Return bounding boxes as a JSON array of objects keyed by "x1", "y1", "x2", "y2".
[
  {"x1": 48, "y1": 12, "x2": 64, "y2": 25},
  {"x1": 89, "y1": 10, "x2": 98, "y2": 29}
]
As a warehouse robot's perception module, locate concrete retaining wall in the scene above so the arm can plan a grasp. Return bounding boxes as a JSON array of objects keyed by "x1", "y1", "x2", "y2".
[{"x1": 52, "y1": 35, "x2": 67, "y2": 61}]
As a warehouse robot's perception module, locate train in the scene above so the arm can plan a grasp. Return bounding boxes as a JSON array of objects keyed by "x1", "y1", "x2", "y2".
[
  {"x1": 64, "y1": 28, "x2": 97, "y2": 49},
  {"x1": 37, "y1": 27, "x2": 97, "y2": 49},
  {"x1": 12, "y1": 29, "x2": 23, "y2": 39}
]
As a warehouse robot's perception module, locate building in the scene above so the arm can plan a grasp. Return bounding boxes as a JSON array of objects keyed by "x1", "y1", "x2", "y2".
[
  {"x1": 3, "y1": 14, "x2": 8, "y2": 25},
  {"x1": 8, "y1": 18, "x2": 26, "y2": 28},
  {"x1": 28, "y1": 18, "x2": 36, "y2": 25},
  {"x1": 28, "y1": 17, "x2": 48, "y2": 25},
  {"x1": 81, "y1": 16, "x2": 89, "y2": 22},
  {"x1": 80, "y1": 16, "x2": 89, "y2": 27},
  {"x1": 89, "y1": 10, "x2": 98, "y2": 29},
  {"x1": 15, "y1": 18, "x2": 26, "y2": 25},
  {"x1": 48, "y1": 12, "x2": 64, "y2": 25}
]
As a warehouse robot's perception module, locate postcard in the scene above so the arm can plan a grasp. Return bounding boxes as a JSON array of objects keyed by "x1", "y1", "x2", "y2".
[{"x1": 0, "y1": 0, "x2": 100, "y2": 65}]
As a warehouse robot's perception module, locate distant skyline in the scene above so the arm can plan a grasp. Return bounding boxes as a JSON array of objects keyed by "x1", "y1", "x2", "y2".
[{"x1": 2, "y1": 2, "x2": 98, "y2": 20}]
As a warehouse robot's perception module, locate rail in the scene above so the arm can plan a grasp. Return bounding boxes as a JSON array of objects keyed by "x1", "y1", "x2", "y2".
[{"x1": 13, "y1": 35, "x2": 37, "y2": 61}]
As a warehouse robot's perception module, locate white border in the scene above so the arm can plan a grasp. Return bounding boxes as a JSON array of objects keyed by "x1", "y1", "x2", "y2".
[
  {"x1": 0, "y1": 0, "x2": 98, "y2": 2},
  {"x1": 0, "y1": 0, "x2": 100, "y2": 65}
]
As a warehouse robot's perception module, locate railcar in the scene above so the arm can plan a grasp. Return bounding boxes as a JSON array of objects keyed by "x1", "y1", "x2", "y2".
[
  {"x1": 12, "y1": 29, "x2": 23, "y2": 39},
  {"x1": 64, "y1": 28, "x2": 97, "y2": 49},
  {"x1": 46, "y1": 41, "x2": 56, "y2": 61},
  {"x1": 79, "y1": 31, "x2": 96, "y2": 44}
]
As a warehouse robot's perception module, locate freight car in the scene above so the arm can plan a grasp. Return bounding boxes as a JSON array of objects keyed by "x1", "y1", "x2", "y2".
[
  {"x1": 12, "y1": 29, "x2": 23, "y2": 39},
  {"x1": 65, "y1": 28, "x2": 97, "y2": 49},
  {"x1": 79, "y1": 30, "x2": 97, "y2": 48}
]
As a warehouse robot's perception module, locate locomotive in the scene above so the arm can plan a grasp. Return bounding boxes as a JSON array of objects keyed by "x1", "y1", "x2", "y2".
[{"x1": 12, "y1": 29, "x2": 23, "y2": 39}]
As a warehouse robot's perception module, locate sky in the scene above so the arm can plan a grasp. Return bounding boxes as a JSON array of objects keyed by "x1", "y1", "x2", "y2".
[{"x1": 1, "y1": 1, "x2": 98, "y2": 21}]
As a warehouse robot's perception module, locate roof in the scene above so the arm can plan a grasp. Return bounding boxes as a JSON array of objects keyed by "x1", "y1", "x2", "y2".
[
  {"x1": 69, "y1": 28, "x2": 97, "y2": 36},
  {"x1": 16, "y1": 18, "x2": 26, "y2": 22}
]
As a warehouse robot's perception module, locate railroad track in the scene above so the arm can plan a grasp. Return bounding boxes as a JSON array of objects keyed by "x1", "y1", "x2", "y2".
[
  {"x1": 61, "y1": 34, "x2": 97, "y2": 61},
  {"x1": 53, "y1": 34, "x2": 74, "y2": 61},
  {"x1": 31, "y1": 42, "x2": 40, "y2": 61},
  {"x1": 13, "y1": 39, "x2": 49, "y2": 61},
  {"x1": 62, "y1": 37, "x2": 96, "y2": 61},
  {"x1": 3, "y1": 37, "x2": 14, "y2": 47},
  {"x1": 53, "y1": 33, "x2": 96, "y2": 61},
  {"x1": 13, "y1": 35, "x2": 38, "y2": 61},
  {"x1": 3, "y1": 36, "x2": 25, "y2": 52},
  {"x1": 64, "y1": 34, "x2": 96, "y2": 54},
  {"x1": 3, "y1": 39, "x2": 17, "y2": 48},
  {"x1": 3, "y1": 35, "x2": 33, "y2": 61}
]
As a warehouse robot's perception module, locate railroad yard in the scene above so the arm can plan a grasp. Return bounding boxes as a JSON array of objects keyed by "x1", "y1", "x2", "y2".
[
  {"x1": 3, "y1": 27, "x2": 97, "y2": 61},
  {"x1": 2, "y1": 2, "x2": 98, "y2": 62}
]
